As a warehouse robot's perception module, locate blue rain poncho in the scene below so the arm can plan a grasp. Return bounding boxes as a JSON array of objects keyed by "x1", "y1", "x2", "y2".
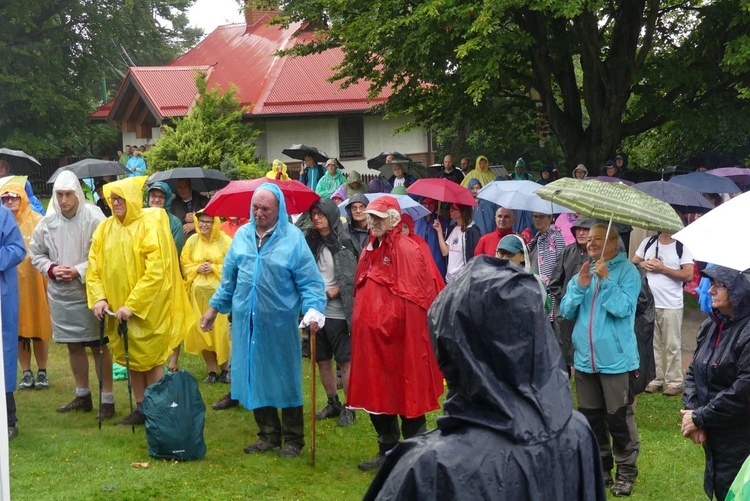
[
  {"x1": 209, "y1": 183, "x2": 326, "y2": 409},
  {"x1": 0, "y1": 205, "x2": 26, "y2": 391}
]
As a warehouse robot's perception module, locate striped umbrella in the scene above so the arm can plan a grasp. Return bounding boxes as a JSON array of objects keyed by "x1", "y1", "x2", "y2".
[{"x1": 535, "y1": 178, "x2": 684, "y2": 234}]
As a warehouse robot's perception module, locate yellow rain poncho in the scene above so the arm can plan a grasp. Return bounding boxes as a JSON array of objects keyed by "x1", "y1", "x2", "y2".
[
  {"x1": 86, "y1": 177, "x2": 196, "y2": 372},
  {"x1": 2, "y1": 183, "x2": 51, "y2": 340},
  {"x1": 180, "y1": 214, "x2": 232, "y2": 364},
  {"x1": 265, "y1": 159, "x2": 291, "y2": 180},
  {"x1": 460, "y1": 155, "x2": 496, "y2": 188}
]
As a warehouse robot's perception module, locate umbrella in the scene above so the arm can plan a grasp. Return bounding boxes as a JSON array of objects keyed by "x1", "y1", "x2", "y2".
[
  {"x1": 0, "y1": 175, "x2": 28, "y2": 190},
  {"x1": 621, "y1": 168, "x2": 662, "y2": 184},
  {"x1": 203, "y1": 178, "x2": 319, "y2": 218},
  {"x1": 669, "y1": 172, "x2": 740, "y2": 194},
  {"x1": 367, "y1": 152, "x2": 410, "y2": 170},
  {"x1": 477, "y1": 180, "x2": 573, "y2": 214},
  {"x1": 377, "y1": 161, "x2": 429, "y2": 180},
  {"x1": 338, "y1": 193, "x2": 430, "y2": 221},
  {"x1": 673, "y1": 191, "x2": 750, "y2": 271},
  {"x1": 707, "y1": 167, "x2": 750, "y2": 185},
  {"x1": 535, "y1": 178, "x2": 684, "y2": 233},
  {"x1": 281, "y1": 144, "x2": 329, "y2": 164},
  {"x1": 46, "y1": 158, "x2": 130, "y2": 184},
  {"x1": 147, "y1": 167, "x2": 230, "y2": 193},
  {"x1": 406, "y1": 178, "x2": 477, "y2": 207},
  {"x1": 585, "y1": 176, "x2": 634, "y2": 186},
  {"x1": 633, "y1": 181, "x2": 714, "y2": 214},
  {"x1": 0, "y1": 148, "x2": 41, "y2": 176}
]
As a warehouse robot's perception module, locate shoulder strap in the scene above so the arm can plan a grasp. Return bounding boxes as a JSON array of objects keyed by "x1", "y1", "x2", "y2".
[{"x1": 643, "y1": 234, "x2": 659, "y2": 257}]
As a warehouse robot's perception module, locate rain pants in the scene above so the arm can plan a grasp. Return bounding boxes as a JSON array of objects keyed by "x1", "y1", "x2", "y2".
[
  {"x1": 2, "y1": 183, "x2": 51, "y2": 340},
  {"x1": 29, "y1": 171, "x2": 105, "y2": 343},
  {"x1": 147, "y1": 181, "x2": 185, "y2": 255},
  {"x1": 208, "y1": 183, "x2": 326, "y2": 410},
  {"x1": 181, "y1": 214, "x2": 232, "y2": 365},
  {"x1": 365, "y1": 257, "x2": 605, "y2": 500},
  {"x1": 87, "y1": 176, "x2": 195, "y2": 372},
  {"x1": 0, "y1": 205, "x2": 26, "y2": 391}
]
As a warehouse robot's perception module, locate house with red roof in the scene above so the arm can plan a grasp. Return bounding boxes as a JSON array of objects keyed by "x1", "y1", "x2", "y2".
[{"x1": 89, "y1": 7, "x2": 433, "y2": 173}]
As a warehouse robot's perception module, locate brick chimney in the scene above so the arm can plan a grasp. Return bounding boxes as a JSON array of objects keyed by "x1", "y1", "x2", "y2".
[{"x1": 244, "y1": 1, "x2": 279, "y2": 26}]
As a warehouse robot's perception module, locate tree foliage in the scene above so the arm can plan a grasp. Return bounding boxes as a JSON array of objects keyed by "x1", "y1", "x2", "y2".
[{"x1": 147, "y1": 73, "x2": 264, "y2": 178}]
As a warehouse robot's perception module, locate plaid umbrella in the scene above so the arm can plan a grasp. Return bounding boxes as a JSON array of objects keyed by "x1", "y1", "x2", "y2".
[{"x1": 535, "y1": 178, "x2": 684, "y2": 233}]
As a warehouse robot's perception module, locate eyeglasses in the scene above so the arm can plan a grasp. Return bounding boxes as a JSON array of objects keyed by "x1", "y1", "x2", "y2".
[
  {"x1": 197, "y1": 220, "x2": 214, "y2": 226},
  {"x1": 1, "y1": 195, "x2": 20, "y2": 203},
  {"x1": 532, "y1": 214, "x2": 549, "y2": 220},
  {"x1": 149, "y1": 193, "x2": 166, "y2": 200},
  {"x1": 107, "y1": 196, "x2": 125, "y2": 205},
  {"x1": 496, "y1": 250, "x2": 514, "y2": 258},
  {"x1": 311, "y1": 211, "x2": 326, "y2": 219},
  {"x1": 710, "y1": 281, "x2": 727, "y2": 291},
  {"x1": 350, "y1": 205, "x2": 366, "y2": 213}
]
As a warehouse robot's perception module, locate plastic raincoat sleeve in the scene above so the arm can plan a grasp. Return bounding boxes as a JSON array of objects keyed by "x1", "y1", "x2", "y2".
[
  {"x1": 86, "y1": 222, "x2": 107, "y2": 304},
  {"x1": 26, "y1": 181, "x2": 45, "y2": 215},
  {"x1": 124, "y1": 215, "x2": 169, "y2": 320},
  {"x1": 208, "y1": 243, "x2": 239, "y2": 315},
  {"x1": 596, "y1": 266, "x2": 641, "y2": 318},
  {"x1": 180, "y1": 235, "x2": 201, "y2": 287},
  {"x1": 0, "y1": 215, "x2": 25, "y2": 272},
  {"x1": 292, "y1": 239, "x2": 328, "y2": 316}
]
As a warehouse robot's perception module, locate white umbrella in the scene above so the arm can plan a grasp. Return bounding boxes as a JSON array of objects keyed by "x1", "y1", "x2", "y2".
[
  {"x1": 478, "y1": 180, "x2": 573, "y2": 214},
  {"x1": 338, "y1": 193, "x2": 430, "y2": 221},
  {"x1": 673, "y1": 192, "x2": 749, "y2": 271}
]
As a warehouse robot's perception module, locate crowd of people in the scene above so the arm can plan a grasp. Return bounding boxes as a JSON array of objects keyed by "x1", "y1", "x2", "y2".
[{"x1": 0, "y1": 150, "x2": 748, "y2": 500}]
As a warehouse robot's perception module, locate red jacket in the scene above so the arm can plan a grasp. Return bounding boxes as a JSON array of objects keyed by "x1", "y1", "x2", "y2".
[{"x1": 474, "y1": 227, "x2": 532, "y2": 257}]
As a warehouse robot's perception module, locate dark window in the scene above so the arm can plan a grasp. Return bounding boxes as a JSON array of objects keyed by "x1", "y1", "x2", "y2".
[{"x1": 338, "y1": 116, "x2": 364, "y2": 158}]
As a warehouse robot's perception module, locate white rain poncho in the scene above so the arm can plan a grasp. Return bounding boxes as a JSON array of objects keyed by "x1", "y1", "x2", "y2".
[{"x1": 29, "y1": 171, "x2": 106, "y2": 342}]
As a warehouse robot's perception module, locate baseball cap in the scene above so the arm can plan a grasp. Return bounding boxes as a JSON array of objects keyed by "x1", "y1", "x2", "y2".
[
  {"x1": 364, "y1": 196, "x2": 401, "y2": 218},
  {"x1": 497, "y1": 235, "x2": 525, "y2": 255}
]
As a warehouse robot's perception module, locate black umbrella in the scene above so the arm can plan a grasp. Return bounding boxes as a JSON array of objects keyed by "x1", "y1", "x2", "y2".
[
  {"x1": 46, "y1": 158, "x2": 130, "y2": 184},
  {"x1": 378, "y1": 161, "x2": 429, "y2": 180},
  {"x1": 282, "y1": 144, "x2": 329, "y2": 164},
  {"x1": 367, "y1": 152, "x2": 410, "y2": 170},
  {"x1": 147, "y1": 167, "x2": 230, "y2": 193},
  {"x1": 0, "y1": 148, "x2": 41, "y2": 176},
  {"x1": 634, "y1": 181, "x2": 714, "y2": 214}
]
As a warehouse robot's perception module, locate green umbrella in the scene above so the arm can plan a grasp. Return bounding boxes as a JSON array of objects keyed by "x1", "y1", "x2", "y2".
[{"x1": 535, "y1": 178, "x2": 684, "y2": 234}]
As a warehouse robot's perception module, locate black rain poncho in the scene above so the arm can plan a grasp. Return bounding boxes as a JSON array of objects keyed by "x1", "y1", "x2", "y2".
[{"x1": 364, "y1": 256, "x2": 606, "y2": 501}]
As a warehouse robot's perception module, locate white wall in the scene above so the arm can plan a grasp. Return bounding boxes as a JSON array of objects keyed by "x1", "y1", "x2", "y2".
[{"x1": 120, "y1": 127, "x2": 162, "y2": 149}]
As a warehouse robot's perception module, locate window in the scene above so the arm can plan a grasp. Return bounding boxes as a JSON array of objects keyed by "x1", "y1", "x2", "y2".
[{"x1": 338, "y1": 116, "x2": 364, "y2": 159}]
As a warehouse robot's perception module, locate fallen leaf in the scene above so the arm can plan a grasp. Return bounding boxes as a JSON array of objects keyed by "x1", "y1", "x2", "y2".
[{"x1": 130, "y1": 462, "x2": 149, "y2": 468}]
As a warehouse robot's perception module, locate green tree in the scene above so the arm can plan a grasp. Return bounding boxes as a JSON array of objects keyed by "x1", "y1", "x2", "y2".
[{"x1": 147, "y1": 73, "x2": 264, "y2": 178}]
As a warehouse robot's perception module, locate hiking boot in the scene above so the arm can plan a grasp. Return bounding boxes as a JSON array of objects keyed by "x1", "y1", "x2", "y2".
[
  {"x1": 18, "y1": 372, "x2": 34, "y2": 390},
  {"x1": 218, "y1": 370, "x2": 231, "y2": 384},
  {"x1": 644, "y1": 382, "x2": 661, "y2": 394},
  {"x1": 34, "y1": 372, "x2": 49, "y2": 390},
  {"x1": 8, "y1": 426, "x2": 18, "y2": 440},
  {"x1": 57, "y1": 394, "x2": 93, "y2": 413},
  {"x1": 96, "y1": 403, "x2": 116, "y2": 420},
  {"x1": 243, "y1": 439, "x2": 280, "y2": 454},
  {"x1": 278, "y1": 443, "x2": 303, "y2": 458},
  {"x1": 663, "y1": 386, "x2": 683, "y2": 397},
  {"x1": 315, "y1": 400, "x2": 343, "y2": 420},
  {"x1": 212, "y1": 393, "x2": 239, "y2": 410},
  {"x1": 358, "y1": 453, "x2": 387, "y2": 471},
  {"x1": 611, "y1": 480, "x2": 634, "y2": 497},
  {"x1": 338, "y1": 408, "x2": 356, "y2": 427},
  {"x1": 603, "y1": 471, "x2": 614, "y2": 487},
  {"x1": 204, "y1": 372, "x2": 218, "y2": 384},
  {"x1": 115, "y1": 410, "x2": 145, "y2": 426}
]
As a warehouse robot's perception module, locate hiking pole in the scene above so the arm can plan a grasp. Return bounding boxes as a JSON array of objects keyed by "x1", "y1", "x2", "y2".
[
  {"x1": 118, "y1": 320, "x2": 135, "y2": 434},
  {"x1": 309, "y1": 326, "x2": 316, "y2": 466},
  {"x1": 98, "y1": 316, "x2": 105, "y2": 430}
]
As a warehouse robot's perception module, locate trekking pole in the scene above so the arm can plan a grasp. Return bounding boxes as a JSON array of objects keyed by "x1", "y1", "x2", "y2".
[
  {"x1": 309, "y1": 326, "x2": 316, "y2": 466},
  {"x1": 118, "y1": 320, "x2": 135, "y2": 434},
  {"x1": 98, "y1": 317, "x2": 105, "y2": 430}
]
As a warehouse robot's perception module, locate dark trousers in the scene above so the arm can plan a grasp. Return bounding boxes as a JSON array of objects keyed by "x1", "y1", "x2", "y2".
[
  {"x1": 253, "y1": 406, "x2": 304, "y2": 447},
  {"x1": 369, "y1": 413, "x2": 426, "y2": 454},
  {"x1": 6, "y1": 392, "x2": 16, "y2": 427}
]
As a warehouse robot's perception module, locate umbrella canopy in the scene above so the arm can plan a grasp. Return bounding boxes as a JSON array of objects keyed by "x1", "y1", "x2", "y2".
[
  {"x1": 147, "y1": 167, "x2": 230, "y2": 193},
  {"x1": 673, "y1": 191, "x2": 750, "y2": 271},
  {"x1": 535, "y1": 178, "x2": 684, "y2": 233},
  {"x1": 620, "y1": 168, "x2": 662, "y2": 184},
  {"x1": 338, "y1": 193, "x2": 430, "y2": 221},
  {"x1": 367, "y1": 152, "x2": 410, "y2": 170},
  {"x1": 669, "y1": 171, "x2": 740, "y2": 194},
  {"x1": 406, "y1": 178, "x2": 477, "y2": 207},
  {"x1": 281, "y1": 144, "x2": 329, "y2": 164},
  {"x1": 0, "y1": 148, "x2": 41, "y2": 176},
  {"x1": 46, "y1": 158, "x2": 130, "y2": 184},
  {"x1": 584, "y1": 175, "x2": 634, "y2": 186},
  {"x1": 707, "y1": 167, "x2": 750, "y2": 184},
  {"x1": 377, "y1": 161, "x2": 429, "y2": 180},
  {"x1": 203, "y1": 178, "x2": 319, "y2": 218},
  {"x1": 633, "y1": 181, "x2": 714, "y2": 214},
  {"x1": 0, "y1": 175, "x2": 28, "y2": 190},
  {"x1": 477, "y1": 180, "x2": 573, "y2": 214}
]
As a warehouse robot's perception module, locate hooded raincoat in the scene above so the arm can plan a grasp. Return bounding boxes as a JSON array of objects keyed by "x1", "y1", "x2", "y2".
[
  {"x1": 147, "y1": 181, "x2": 186, "y2": 255},
  {"x1": 467, "y1": 178, "x2": 500, "y2": 236},
  {"x1": 86, "y1": 177, "x2": 195, "y2": 372},
  {"x1": 684, "y1": 266, "x2": 750, "y2": 501},
  {"x1": 345, "y1": 193, "x2": 370, "y2": 250},
  {"x1": 315, "y1": 167, "x2": 347, "y2": 199},
  {"x1": 345, "y1": 170, "x2": 367, "y2": 198},
  {"x1": 365, "y1": 257, "x2": 605, "y2": 501},
  {"x1": 401, "y1": 213, "x2": 446, "y2": 294},
  {"x1": 29, "y1": 171, "x2": 105, "y2": 343},
  {"x1": 265, "y1": 159, "x2": 291, "y2": 180},
  {"x1": 181, "y1": 214, "x2": 233, "y2": 364},
  {"x1": 0, "y1": 205, "x2": 26, "y2": 391},
  {"x1": 2, "y1": 183, "x2": 51, "y2": 341},
  {"x1": 460, "y1": 155, "x2": 496, "y2": 188},
  {"x1": 209, "y1": 183, "x2": 326, "y2": 409}
]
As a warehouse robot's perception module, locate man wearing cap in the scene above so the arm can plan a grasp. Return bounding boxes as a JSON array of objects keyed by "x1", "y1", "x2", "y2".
[
  {"x1": 511, "y1": 158, "x2": 533, "y2": 181},
  {"x1": 474, "y1": 207, "x2": 531, "y2": 257},
  {"x1": 349, "y1": 196, "x2": 444, "y2": 471},
  {"x1": 604, "y1": 159, "x2": 622, "y2": 179}
]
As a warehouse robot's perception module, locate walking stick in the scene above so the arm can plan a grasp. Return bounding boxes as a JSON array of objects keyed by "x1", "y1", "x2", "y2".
[
  {"x1": 309, "y1": 326, "x2": 316, "y2": 466},
  {"x1": 118, "y1": 320, "x2": 135, "y2": 434},
  {"x1": 98, "y1": 317, "x2": 105, "y2": 430}
]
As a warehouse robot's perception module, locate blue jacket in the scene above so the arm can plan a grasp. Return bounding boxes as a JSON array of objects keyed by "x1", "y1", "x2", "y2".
[
  {"x1": 0, "y1": 205, "x2": 26, "y2": 392},
  {"x1": 560, "y1": 252, "x2": 641, "y2": 374},
  {"x1": 209, "y1": 183, "x2": 326, "y2": 409}
]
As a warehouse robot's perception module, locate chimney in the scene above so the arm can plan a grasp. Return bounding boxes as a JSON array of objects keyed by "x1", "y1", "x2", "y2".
[{"x1": 244, "y1": 1, "x2": 279, "y2": 27}]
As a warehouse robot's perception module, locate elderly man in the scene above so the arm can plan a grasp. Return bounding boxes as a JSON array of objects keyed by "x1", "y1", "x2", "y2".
[
  {"x1": 438, "y1": 154, "x2": 464, "y2": 184},
  {"x1": 560, "y1": 224, "x2": 642, "y2": 497},
  {"x1": 201, "y1": 184, "x2": 326, "y2": 457},
  {"x1": 87, "y1": 177, "x2": 194, "y2": 426},
  {"x1": 29, "y1": 172, "x2": 115, "y2": 417},
  {"x1": 474, "y1": 207, "x2": 530, "y2": 256},
  {"x1": 348, "y1": 196, "x2": 444, "y2": 471},
  {"x1": 0, "y1": 159, "x2": 45, "y2": 215},
  {"x1": 170, "y1": 178, "x2": 209, "y2": 237}
]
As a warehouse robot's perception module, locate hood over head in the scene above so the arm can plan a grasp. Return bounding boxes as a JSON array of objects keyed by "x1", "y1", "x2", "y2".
[
  {"x1": 1, "y1": 182, "x2": 31, "y2": 222},
  {"x1": 193, "y1": 211, "x2": 222, "y2": 243},
  {"x1": 147, "y1": 181, "x2": 175, "y2": 209},
  {"x1": 103, "y1": 176, "x2": 147, "y2": 226},
  {"x1": 345, "y1": 193, "x2": 369, "y2": 222},
  {"x1": 475, "y1": 155, "x2": 489, "y2": 171},
  {"x1": 331, "y1": 185, "x2": 347, "y2": 202},
  {"x1": 249, "y1": 182, "x2": 288, "y2": 234},
  {"x1": 702, "y1": 265, "x2": 750, "y2": 319},
  {"x1": 401, "y1": 212, "x2": 415, "y2": 234},
  {"x1": 345, "y1": 170, "x2": 367, "y2": 198},
  {"x1": 572, "y1": 164, "x2": 588, "y2": 177},
  {"x1": 50, "y1": 170, "x2": 87, "y2": 217},
  {"x1": 569, "y1": 215, "x2": 598, "y2": 240},
  {"x1": 428, "y1": 256, "x2": 572, "y2": 443},
  {"x1": 467, "y1": 178, "x2": 482, "y2": 190}
]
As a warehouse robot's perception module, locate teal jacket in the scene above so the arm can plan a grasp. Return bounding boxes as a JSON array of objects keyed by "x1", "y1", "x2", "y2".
[{"x1": 560, "y1": 252, "x2": 641, "y2": 374}]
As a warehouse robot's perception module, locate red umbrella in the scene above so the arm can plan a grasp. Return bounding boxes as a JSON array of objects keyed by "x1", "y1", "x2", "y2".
[
  {"x1": 406, "y1": 178, "x2": 477, "y2": 207},
  {"x1": 203, "y1": 179, "x2": 320, "y2": 217}
]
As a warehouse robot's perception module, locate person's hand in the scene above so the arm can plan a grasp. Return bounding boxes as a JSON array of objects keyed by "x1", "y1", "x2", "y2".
[
  {"x1": 201, "y1": 307, "x2": 218, "y2": 332},
  {"x1": 198, "y1": 262, "x2": 212, "y2": 275},
  {"x1": 183, "y1": 222, "x2": 195, "y2": 234},
  {"x1": 56, "y1": 266, "x2": 80, "y2": 282},
  {"x1": 577, "y1": 261, "x2": 593, "y2": 288},
  {"x1": 643, "y1": 258, "x2": 665, "y2": 273},
  {"x1": 432, "y1": 219, "x2": 442, "y2": 232},
  {"x1": 326, "y1": 286, "x2": 340, "y2": 299},
  {"x1": 680, "y1": 409, "x2": 698, "y2": 436},
  {"x1": 116, "y1": 306, "x2": 133, "y2": 323},
  {"x1": 185, "y1": 212, "x2": 194, "y2": 223},
  {"x1": 92, "y1": 300, "x2": 109, "y2": 320},
  {"x1": 309, "y1": 321, "x2": 320, "y2": 334},
  {"x1": 53, "y1": 265, "x2": 67, "y2": 281},
  {"x1": 593, "y1": 259, "x2": 610, "y2": 280},
  {"x1": 688, "y1": 429, "x2": 707, "y2": 445}
]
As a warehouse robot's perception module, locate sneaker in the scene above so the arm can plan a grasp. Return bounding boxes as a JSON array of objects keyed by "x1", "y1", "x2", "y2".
[
  {"x1": 218, "y1": 370, "x2": 231, "y2": 384},
  {"x1": 115, "y1": 410, "x2": 145, "y2": 426},
  {"x1": 663, "y1": 386, "x2": 683, "y2": 397},
  {"x1": 34, "y1": 372, "x2": 49, "y2": 390},
  {"x1": 611, "y1": 480, "x2": 634, "y2": 497},
  {"x1": 644, "y1": 382, "x2": 661, "y2": 394},
  {"x1": 338, "y1": 408, "x2": 356, "y2": 427},
  {"x1": 244, "y1": 438, "x2": 280, "y2": 454},
  {"x1": 315, "y1": 400, "x2": 343, "y2": 420},
  {"x1": 278, "y1": 442, "x2": 303, "y2": 458},
  {"x1": 96, "y1": 403, "x2": 116, "y2": 420},
  {"x1": 212, "y1": 393, "x2": 240, "y2": 410},
  {"x1": 204, "y1": 372, "x2": 218, "y2": 384},
  {"x1": 8, "y1": 426, "x2": 18, "y2": 440},
  {"x1": 57, "y1": 394, "x2": 93, "y2": 413},
  {"x1": 18, "y1": 372, "x2": 34, "y2": 390},
  {"x1": 358, "y1": 453, "x2": 387, "y2": 471}
]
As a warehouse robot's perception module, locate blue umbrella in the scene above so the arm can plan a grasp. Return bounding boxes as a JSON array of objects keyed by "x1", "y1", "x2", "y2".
[
  {"x1": 669, "y1": 171, "x2": 740, "y2": 194},
  {"x1": 634, "y1": 181, "x2": 714, "y2": 214}
]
